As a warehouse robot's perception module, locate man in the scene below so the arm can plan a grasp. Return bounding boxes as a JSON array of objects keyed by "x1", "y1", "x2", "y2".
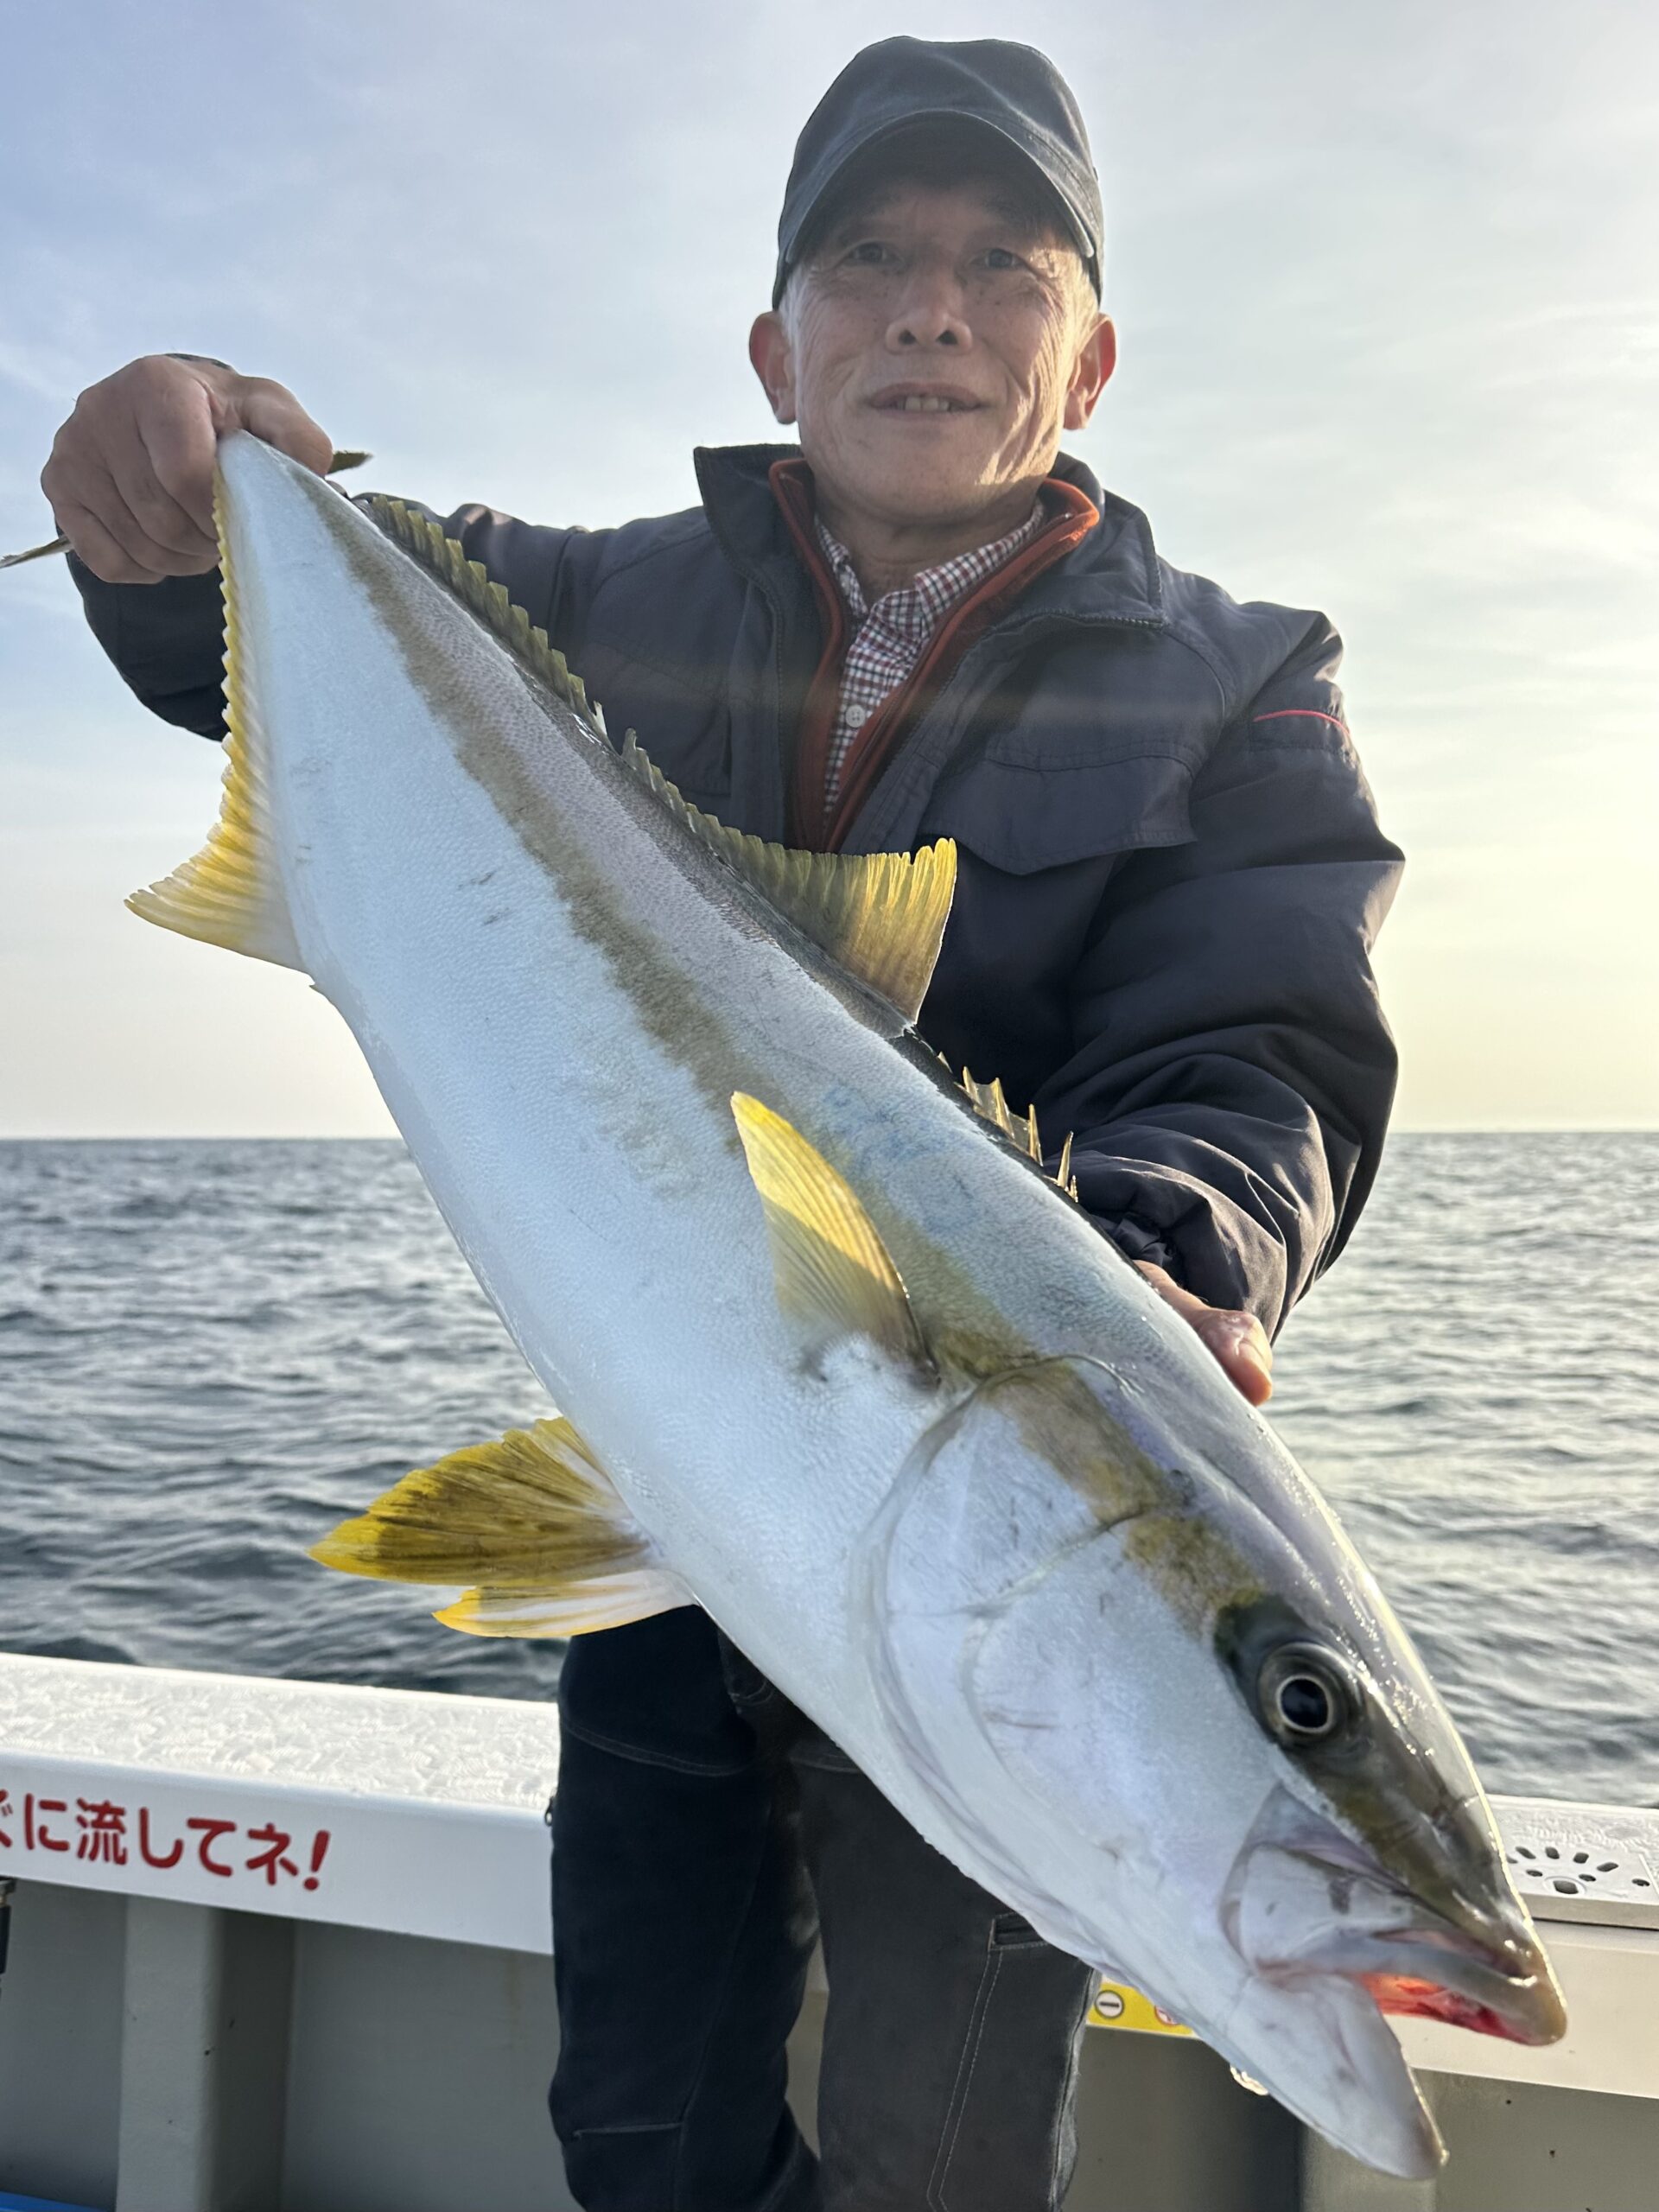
[{"x1": 41, "y1": 35, "x2": 1401, "y2": 2211}]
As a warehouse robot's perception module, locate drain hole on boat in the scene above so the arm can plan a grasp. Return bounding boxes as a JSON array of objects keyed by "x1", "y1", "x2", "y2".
[{"x1": 1503, "y1": 1834, "x2": 1655, "y2": 1897}]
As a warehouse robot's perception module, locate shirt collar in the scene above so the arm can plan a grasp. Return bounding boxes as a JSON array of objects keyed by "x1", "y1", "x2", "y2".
[{"x1": 810, "y1": 500, "x2": 1047, "y2": 625}]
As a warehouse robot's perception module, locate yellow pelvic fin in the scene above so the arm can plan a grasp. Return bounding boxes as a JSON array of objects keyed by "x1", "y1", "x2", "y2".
[
  {"x1": 621, "y1": 734, "x2": 956, "y2": 1027},
  {"x1": 731, "y1": 1093, "x2": 931, "y2": 1370},
  {"x1": 958, "y1": 1067, "x2": 1080, "y2": 1203},
  {"x1": 124, "y1": 472, "x2": 302, "y2": 969},
  {"x1": 309, "y1": 1414, "x2": 690, "y2": 1640}
]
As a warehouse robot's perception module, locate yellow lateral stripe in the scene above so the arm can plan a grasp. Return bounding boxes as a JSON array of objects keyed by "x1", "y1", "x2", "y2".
[{"x1": 731, "y1": 1093, "x2": 931, "y2": 1369}]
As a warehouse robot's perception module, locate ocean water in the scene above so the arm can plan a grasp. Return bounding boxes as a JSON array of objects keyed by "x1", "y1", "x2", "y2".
[{"x1": 0, "y1": 1134, "x2": 1654, "y2": 1807}]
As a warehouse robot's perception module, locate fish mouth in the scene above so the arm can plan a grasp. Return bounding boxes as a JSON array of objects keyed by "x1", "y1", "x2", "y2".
[
  {"x1": 1357, "y1": 1926, "x2": 1564, "y2": 2045},
  {"x1": 1224, "y1": 1787, "x2": 1567, "y2": 2050}
]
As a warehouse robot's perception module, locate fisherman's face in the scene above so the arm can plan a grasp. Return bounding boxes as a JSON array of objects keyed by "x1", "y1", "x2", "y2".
[{"x1": 750, "y1": 173, "x2": 1115, "y2": 536}]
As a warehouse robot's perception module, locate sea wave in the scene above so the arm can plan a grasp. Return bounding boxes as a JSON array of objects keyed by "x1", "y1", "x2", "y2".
[{"x1": 1, "y1": 1131, "x2": 1655, "y2": 1803}]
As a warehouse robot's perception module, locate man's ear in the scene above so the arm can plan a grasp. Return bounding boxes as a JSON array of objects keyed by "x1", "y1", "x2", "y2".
[
  {"x1": 1064, "y1": 315, "x2": 1117, "y2": 433},
  {"x1": 749, "y1": 312, "x2": 798, "y2": 424}
]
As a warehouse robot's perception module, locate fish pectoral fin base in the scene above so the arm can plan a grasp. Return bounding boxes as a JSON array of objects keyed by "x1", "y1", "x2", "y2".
[
  {"x1": 308, "y1": 1415, "x2": 690, "y2": 1640},
  {"x1": 621, "y1": 734, "x2": 955, "y2": 1027},
  {"x1": 731, "y1": 1092, "x2": 932, "y2": 1370},
  {"x1": 124, "y1": 468, "x2": 303, "y2": 970}
]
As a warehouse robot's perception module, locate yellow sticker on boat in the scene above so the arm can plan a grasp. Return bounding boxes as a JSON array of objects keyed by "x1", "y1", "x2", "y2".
[{"x1": 1087, "y1": 1980, "x2": 1194, "y2": 2036}]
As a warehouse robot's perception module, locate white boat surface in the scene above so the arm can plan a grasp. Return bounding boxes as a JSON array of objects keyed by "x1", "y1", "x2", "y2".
[{"x1": 0, "y1": 1652, "x2": 1652, "y2": 2211}]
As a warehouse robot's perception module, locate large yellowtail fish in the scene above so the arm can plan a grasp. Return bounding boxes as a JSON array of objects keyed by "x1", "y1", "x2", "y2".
[{"x1": 120, "y1": 431, "x2": 1561, "y2": 2176}]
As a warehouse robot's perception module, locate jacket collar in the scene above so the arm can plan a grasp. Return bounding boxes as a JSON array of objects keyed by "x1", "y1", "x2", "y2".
[{"x1": 691, "y1": 442, "x2": 1166, "y2": 632}]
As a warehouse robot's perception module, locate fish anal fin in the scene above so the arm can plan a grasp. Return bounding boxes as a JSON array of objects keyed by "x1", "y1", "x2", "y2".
[
  {"x1": 125, "y1": 472, "x2": 303, "y2": 969},
  {"x1": 620, "y1": 734, "x2": 955, "y2": 1027},
  {"x1": 731, "y1": 1092, "x2": 932, "y2": 1371},
  {"x1": 309, "y1": 1414, "x2": 688, "y2": 1640}
]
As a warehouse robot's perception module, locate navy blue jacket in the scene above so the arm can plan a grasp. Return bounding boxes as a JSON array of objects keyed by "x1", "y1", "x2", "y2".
[{"x1": 70, "y1": 443, "x2": 1402, "y2": 1333}]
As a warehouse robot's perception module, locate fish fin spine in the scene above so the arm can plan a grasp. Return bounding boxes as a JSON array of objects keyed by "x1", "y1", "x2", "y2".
[
  {"x1": 957, "y1": 1066, "x2": 1080, "y2": 1201},
  {"x1": 617, "y1": 732, "x2": 956, "y2": 1025},
  {"x1": 310, "y1": 1414, "x2": 686, "y2": 1640},
  {"x1": 730, "y1": 1092, "x2": 933, "y2": 1370},
  {"x1": 124, "y1": 472, "x2": 303, "y2": 969}
]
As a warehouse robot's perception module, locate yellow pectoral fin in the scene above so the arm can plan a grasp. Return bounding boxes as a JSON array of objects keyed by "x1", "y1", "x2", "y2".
[
  {"x1": 125, "y1": 469, "x2": 302, "y2": 970},
  {"x1": 731, "y1": 1092, "x2": 932, "y2": 1371},
  {"x1": 310, "y1": 1414, "x2": 690, "y2": 1640}
]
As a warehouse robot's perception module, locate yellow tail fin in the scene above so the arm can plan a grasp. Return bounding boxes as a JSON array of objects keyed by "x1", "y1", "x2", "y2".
[{"x1": 124, "y1": 469, "x2": 302, "y2": 969}]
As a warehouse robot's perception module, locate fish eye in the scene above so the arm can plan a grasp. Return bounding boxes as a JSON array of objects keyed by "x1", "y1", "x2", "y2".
[{"x1": 1256, "y1": 1642, "x2": 1360, "y2": 1747}]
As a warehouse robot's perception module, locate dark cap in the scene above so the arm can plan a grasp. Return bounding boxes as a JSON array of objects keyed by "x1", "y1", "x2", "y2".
[{"x1": 774, "y1": 36, "x2": 1103, "y2": 308}]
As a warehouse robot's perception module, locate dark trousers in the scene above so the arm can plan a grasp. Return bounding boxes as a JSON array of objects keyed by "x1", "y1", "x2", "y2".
[{"x1": 549, "y1": 1608, "x2": 1096, "y2": 2212}]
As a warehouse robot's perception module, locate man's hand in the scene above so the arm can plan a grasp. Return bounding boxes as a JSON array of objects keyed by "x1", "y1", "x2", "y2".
[
  {"x1": 1134, "y1": 1261, "x2": 1274, "y2": 1406},
  {"x1": 41, "y1": 355, "x2": 334, "y2": 586}
]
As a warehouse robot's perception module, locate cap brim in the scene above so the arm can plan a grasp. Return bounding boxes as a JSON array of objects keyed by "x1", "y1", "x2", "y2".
[{"x1": 773, "y1": 110, "x2": 1099, "y2": 306}]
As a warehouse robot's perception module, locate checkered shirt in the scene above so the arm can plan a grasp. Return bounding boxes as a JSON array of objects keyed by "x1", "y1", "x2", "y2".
[{"x1": 813, "y1": 502, "x2": 1046, "y2": 805}]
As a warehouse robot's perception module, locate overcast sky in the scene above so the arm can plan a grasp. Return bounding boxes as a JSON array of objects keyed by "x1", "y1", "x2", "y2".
[{"x1": 2, "y1": 0, "x2": 1654, "y2": 1135}]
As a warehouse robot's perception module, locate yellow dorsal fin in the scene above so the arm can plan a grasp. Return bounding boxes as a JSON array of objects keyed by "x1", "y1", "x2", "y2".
[
  {"x1": 368, "y1": 496, "x2": 600, "y2": 725},
  {"x1": 621, "y1": 733, "x2": 956, "y2": 1026},
  {"x1": 731, "y1": 1093, "x2": 931, "y2": 1370},
  {"x1": 958, "y1": 1068, "x2": 1080, "y2": 1201},
  {"x1": 308, "y1": 1414, "x2": 690, "y2": 1639},
  {"x1": 371, "y1": 499, "x2": 956, "y2": 1021},
  {"x1": 371, "y1": 499, "x2": 954, "y2": 1021},
  {"x1": 125, "y1": 470, "x2": 303, "y2": 969}
]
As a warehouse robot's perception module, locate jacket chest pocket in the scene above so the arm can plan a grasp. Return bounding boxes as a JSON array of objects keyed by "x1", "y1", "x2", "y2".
[
  {"x1": 913, "y1": 753, "x2": 1198, "y2": 1093},
  {"x1": 918, "y1": 750, "x2": 1197, "y2": 876}
]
